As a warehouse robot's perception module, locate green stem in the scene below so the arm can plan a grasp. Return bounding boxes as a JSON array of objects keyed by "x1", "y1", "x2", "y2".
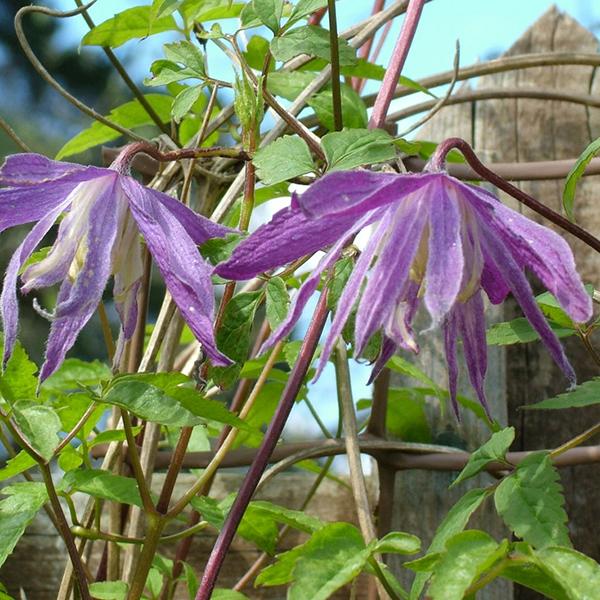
[
  {"x1": 40, "y1": 463, "x2": 92, "y2": 600},
  {"x1": 550, "y1": 421, "x2": 600, "y2": 458},
  {"x1": 327, "y1": 0, "x2": 343, "y2": 130}
]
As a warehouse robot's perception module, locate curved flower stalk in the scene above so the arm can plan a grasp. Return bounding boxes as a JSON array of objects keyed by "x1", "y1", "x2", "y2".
[
  {"x1": 0, "y1": 152, "x2": 234, "y2": 381},
  {"x1": 216, "y1": 169, "x2": 592, "y2": 415}
]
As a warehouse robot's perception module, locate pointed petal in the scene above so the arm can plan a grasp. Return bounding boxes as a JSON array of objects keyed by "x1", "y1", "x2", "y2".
[
  {"x1": 123, "y1": 178, "x2": 231, "y2": 367},
  {"x1": 40, "y1": 180, "x2": 120, "y2": 380},
  {"x1": 314, "y1": 211, "x2": 391, "y2": 379},
  {"x1": 442, "y1": 312, "x2": 460, "y2": 418},
  {"x1": 1, "y1": 205, "x2": 65, "y2": 367},
  {"x1": 355, "y1": 199, "x2": 429, "y2": 353},
  {"x1": 367, "y1": 336, "x2": 397, "y2": 385},
  {"x1": 0, "y1": 153, "x2": 85, "y2": 186},
  {"x1": 482, "y1": 228, "x2": 577, "y2": 386},
  {"x1": 424, "y1": 179, "x2": 464, "y2": 325},
  {"x1": 458, "y1": 179, "x2": 592, "y2": 323},
  {"x1": 0, "y1": 169, "x2": 112, "y2": 233},
  {"x1": 480, "y1": 247, "x2": 510, "y2": 304},
  {"x1": 297, "y1": 170, "x2": 435, "y2": 219},
  {"x1": 455, "y1": 292, "x2": 491, "y2": 417},
  {"x1": 385, "y1": 279, "x2": 421, "y2": 352},
  {"x1": 215, "y1": 207, "x2": 358, "y2": 281},
  {"x1": 141, "y1": 184, "x2": 235, "y2": 243}
]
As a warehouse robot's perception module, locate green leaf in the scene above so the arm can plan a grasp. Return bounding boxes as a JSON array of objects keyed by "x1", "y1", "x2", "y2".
[
  {"x1": 165, "y1": 40, "x2": 206, "y2": 74},
  {"x1": 427, "y1": 531, "x2": 505, "y2": 600},
  {"x1": 53, "y1": 393, "x2": 104, "y2": 440},
  {"x1": 150, "y1": 0, "x2": 184, "y2": 23},
  {"x1": 89, "y1": 581, "x2": 128, "y2": 600},
  {"x1": 494, "y1": 452, "x2": 570, "y2": 549},
  {"x1": 82, "y1": 6, "x2": 177, "y2": 48},
  {"x1": 0, "y1": 451, "x2": 36, "y2": 482},
  {"x1": 409, "y1": 488, "x2": 491, "y2": 599},
  {"x1": 535, "y1": 291, "x2": 577, "y2": 328},
  {"x1": 253, "y1": 136, "x2": 315, "y2": 185},
  {"x1": 58, "y1": 445, "x2": 84, "y2": 472},
  {"x1": 0, "y1": 341, "x2": 37, "y2": 403},
  {"x1": 451, "y1": 427, "x2": 515, "y2": 487},
  {"x1": 104, "y1": 373, "x2": 251, "y2": 430},
  {"x1": 180, "y1": 0, "x2": 245, "y2": 27},
  {"x1": 12, "y1": 401, "x2": 62, "y2": 461},
  {"x1": 321, "y1": 128, "x2": 395, "y2": 171},
  {"x1": 486, "y1": 317, "x2": 575, "y2": 346},
  {"x1": 41, "y1": 359, "x2": 111, "y2": 394},
  {"x1": 209, "y1": 292, "x2": 262, "y2": 389},
  {"x1": 257, "y1": 523, "x2": 371, "y2": 599},
  {"x1": 181, "y1": 561, "x2": 199, "y2": 598},
  {"x1": 563, "y1": 137, "x2": 600, "y2": 220},
  {"x1": 172, "y1": 85, "x2": 205, "y2": 122},
  {"x1": 265, "y1": 277, "x2": 290, "y2": 330},
  {"x1": 327, "y1": 255, "x2": 354, "y2": 309},
  {"x1": 525, "y1": 376, "x2": 600, "y2": 410},
  {"x1": 62, "y1": 469, "x2": 143, "y2": 508},
  {"x1": 200, "y1": 233, "x2": 245, "y2": 265},
  {"x1": 536, "y1": 546, "x2": 600, "y2": 599},
  {"x1": 271, "y1": 26, "x2": 356, "y2": 65},
  {"x1": 308, "y1": 84, "x2": 368, "y2": 130},
  {"x1": 56, "y1": 95, "x2": 172, "y2": 159},
  {"x1": 286, "y1": 0, "x2": 328, "y2": 27},
  {"x1": 267, "y1": 71, "x2": 315, "y2": 100},
  {"x1": 383, "y1": 388, "x2": 431, "y2": 443},
  {"x1": 374, "y1": 532, "x2": 421, "y2": 555},
  {"x1": 0, "y1": 482, "x2": 47, "y2": 569},
  {"x1": 250, "y1": 500, "x2": 323, "y2": 533},
  {"x1": 253, "y1": 0, "x2": 284, "y2": 33},
  {"x1": 212, "y1": 590, "x2": 250, "y2": 600},
  {"x1": 386, "y1": 355, "x2": 437, "y2": 389}
]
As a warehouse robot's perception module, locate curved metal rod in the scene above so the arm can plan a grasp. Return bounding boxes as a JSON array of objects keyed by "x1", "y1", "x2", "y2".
[{"x1": 15, "y1": 1, "x2": 146, "y2": 143}]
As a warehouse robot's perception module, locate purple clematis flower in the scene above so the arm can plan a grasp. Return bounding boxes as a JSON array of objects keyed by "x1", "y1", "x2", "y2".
[
  {"x1": 0, "y1": 152, "x2": 233, "y2": 381},
  {"x1": 216, "y1": 170, "x2": 592, "y2": 415}
]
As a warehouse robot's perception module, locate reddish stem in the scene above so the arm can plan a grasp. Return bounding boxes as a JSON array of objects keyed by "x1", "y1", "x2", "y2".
[
  {"x1": 308, "y1": 7, "x2": 327, "y2": 25},
  {"x1": 368, "y1": 0, "x2": 426, "y2": 129},
  {"x1": 353, "y1": 0, "x2": 387, "y2": 91},
  {"x1": 195, "y1": 292, "x2": 330, "y2": 599}
]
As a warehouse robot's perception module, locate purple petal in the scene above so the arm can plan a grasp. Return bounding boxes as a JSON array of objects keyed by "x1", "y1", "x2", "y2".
[
  {"x1": 384, "y1": 279, "x2": 421, "y2": 352},
  {"x1": 367, "y1": 336, "x2": 397, "y2": 385},
  {"x1": 122, "y1": 178, "x2": 231, "y2": 367},
  {"x1": 0, "y1": 153, "x2": 86, "y2": 186},
  {"x1": 0, "y1": 168, "x2": 112, "y2": 233},
  {"x1": 458, "y1": 179, "x2": 592, "y2": 323},
  {"x1": 40, "y1": 180, "x2": 120, "y2": 380},
  {"x1": 297, "y1": 170, "x2": 434, "y2": 219},
  {"x1": 139, "y1": 183, "x2": 235, "y2": 243},
  {"x1": 443, "y1": 312, "x2": 460, "y2": 418},
  {"x1": 455, "y1": 292, "x2": 491, "y2": 417},
  {"x1": 480, "y1": 247, "x2": 510, "y2": 305},
  {"x1": 355, "y1": 199, "x2": 429, "y2": 353},
  {"x1": 1, "y1": 204, "x2": 67, "y2": 367},
  {"x1": 215, "y1": 207, "x2": 358, "y2": 281},
  {"x1": 482, "y1": 227, "x2": 577, "y2": 386},
  {"x1": 424, "y1": 179, "x2": 464, "y2": 326},
  {"x1": 314, "y1": 210, "x2": 392, "y2": 379}
]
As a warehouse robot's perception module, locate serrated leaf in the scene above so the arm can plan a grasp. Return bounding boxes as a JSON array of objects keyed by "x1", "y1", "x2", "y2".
[
  {"x1": 265, "y1": 277, "x2": 290, "y2": 330},
  {"x1": 0, "y1": 482, "x2": 47, "y2": 569},
  {"x1": 286, "y1": 0, "x2": 328, "y2": 28},
  {"x1": 12, "y1": 401, "x2": 62, "y2": 461},
  {"x1": 271, "y1": 26, "x2": 356, "y2": 65},
  {"x1": 563, "y1": 137, "x2": 600, "y2": 220},
  {"x1": 82, "y1": 6, "x2": 177, "y2": 48},
  {"x1": 41, "y1": 358, "x2": 111, "y2": 394},
  {"x1": 374, "y1": 532, "x2": 421, "y2": 555},
  {"x1": 452, "y1": 427, "x2": 515, "y2": 487},
  {"x1": 308, "y1": 84, "x2": 368, "y2": 130},
  {"x1": 89, "y1": 581, "x2": 128, "y2": 599},
  {"x1": 525, "y1": 376, "x2": 600, "y2": 410},
  {"x1": 58, "y1": 445, "x2": 83, "y2": 472},
  {"x1": 62, "y1": 469, "x2": 143, "y2": 507},
  {"x1": 427, "y1": 531, "x2": 505, "y2": 600},
  {"x1": 0, "y1": 451, "x2": 36, "y2": 482},
  {"x1": 164, "y1": 40, "x2": 206, "y2": 74},
  {"x1": 0, "y1": 340, "x2": 37, "y2": 403},
  {"x1": 253, "y1": 136, "x2": 315, "y2": 185},
  {"x1": 495, "y1": 452, "x2": 570, "y2": 549},
  {"x1": 209, "y1": 292, "x2": 262, "y2": 389},
  {"x1": 536, "y1": 546, "x2": 600, "y2": 599},
  {"x1": 500, "y1": 557, "x2": 570, "y2": 600},
  {"x1": 386, "y1": 355, "x2": 437, "y2": 389},
  {"x1": 172, "y1": 85, "x2": 205, "y2": 122},
  {"x1": 535, "y1": 291, "x2": 576, "y2": 329},
  {"x1": 150, "y1": 0, "x2": 184, "y2": 23},
  {"x1": 56, "y1": 95, "x2": 172, "y2": 159},
  {"x1": 267, "y1": 71, "x2": 316, "y2": 100},
  {"x1": 322, "y1": 128, "x2": 395, "y2": 171},
  {"x1": 250, "y1": 500, "x2": 323, "y2": 533},
  {"x1": 486, "y1": 317, "x2": 575, "y2": 345},
  {"x1": 409, "y1": 488, "x2": 491, "y2": 599},
  {"x1": 253, "y1": 0, "x2": 284, "y2": 33},
  {"x1": 180, "y1": 0, "x2": 244, "y2": 27}
]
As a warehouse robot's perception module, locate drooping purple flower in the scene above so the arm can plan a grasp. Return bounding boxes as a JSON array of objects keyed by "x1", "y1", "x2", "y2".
[
  {"x1": 0, "y1": 152, "x2": 234, "y2": 381},
  {"x1": 215, "y1": 170, "x2": 592, "y2": 415}
]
